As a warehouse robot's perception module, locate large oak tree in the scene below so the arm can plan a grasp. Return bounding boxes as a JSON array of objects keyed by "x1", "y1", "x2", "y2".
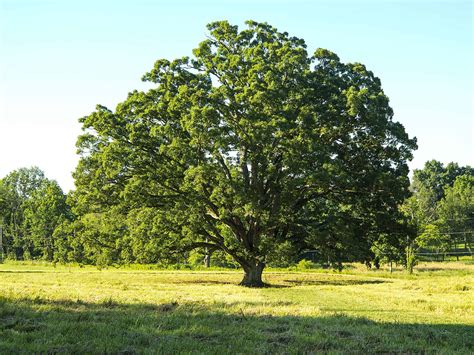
[{"x1": 74, "y1": 21, "x2": 416, "y2": 286}]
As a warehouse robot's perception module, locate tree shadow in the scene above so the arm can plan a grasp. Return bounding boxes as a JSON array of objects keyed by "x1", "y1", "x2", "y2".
[
  {"x1": 164, "y1": 279, "x2": 235, "y2": 285},
  {"x1": 0, "y1": 270, "x2": 46, "y2": 274},
  {"x1": 149, "y1": 279, "x2": 385, "y2": 288},
  {"x1": 166, "y1": 279, "x2": 293, "y2": 288},
  {"x1": 0, "y1": 296, "x2": 472, "y2": 353},
  {"x1": 417, "y1": 267, "x2": 458, "y2": 272},
  {"x1": 282, "y1": 279, "x2": 388, "y2": 286}
]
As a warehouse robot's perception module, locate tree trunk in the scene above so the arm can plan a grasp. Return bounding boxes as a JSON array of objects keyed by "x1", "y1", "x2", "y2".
[
  {"x1": 240, "y1": 262, "x2": 265, "y2": 287},
  {"x1": 204, "y1": 252, "x2": 210, "y2": 268},
  {"x1": 204, "y1": 238, "x2": 211, "y2": 268},
  {"x1": 389, "y1": 261, "x2": 392, "y2": 273}
]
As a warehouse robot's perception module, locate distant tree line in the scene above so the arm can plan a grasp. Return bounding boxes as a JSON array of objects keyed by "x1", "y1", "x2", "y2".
[
  {"x1": 402, "y1": 161, "x2": 474, "y2": 260},
  {"x1": 1, "y1": 160, "x2": 472, "y2": 269}
]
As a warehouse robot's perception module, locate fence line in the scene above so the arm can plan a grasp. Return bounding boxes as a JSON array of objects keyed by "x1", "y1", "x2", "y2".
[{"x1": 416, "y1": 251, "x2": 474, "y2": 256}]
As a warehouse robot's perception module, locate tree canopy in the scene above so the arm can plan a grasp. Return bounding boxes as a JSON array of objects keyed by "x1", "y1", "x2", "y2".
[{"x1": 72, "y1": 20, "x2": 416, "y2": 286}]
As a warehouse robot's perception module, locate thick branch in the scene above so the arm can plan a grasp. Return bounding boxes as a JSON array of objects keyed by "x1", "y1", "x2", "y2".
[
  {"x1": 185, "y1": 242, "x2": 220, "y2": 252},
  {"x1": 215, "y1": 151, "x2": 233, "y2": 182}
]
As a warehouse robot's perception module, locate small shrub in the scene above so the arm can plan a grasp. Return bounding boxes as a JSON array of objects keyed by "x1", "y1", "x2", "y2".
[{"x1": 297, "y1": 259, "x2": 319, "y2": 270}]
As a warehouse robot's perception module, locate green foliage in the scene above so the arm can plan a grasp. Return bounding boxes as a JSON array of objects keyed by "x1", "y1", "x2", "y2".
[
  {"x1": 296, "y1": 259, "x2": 319, "y2": 270},
  {"x1": 265, "y1": 240, "x2": 299, "y2": 267},
  {"x1": 73, "y1": 20, "x2": 416, "y2": 285},
  {"x1": 70, "y1": 210, "x2": 126, "y2": 266},
  {"x1": 122, "y1": 207, "x2": 184, "y2": 265},
  {"x1": 406, "y1": 161, "x2": 473, "y2": 227},
  {"x1": 402, "y1": 162, "x2": 473, "y2": 260},
  {"x1": 2, "y1": 166, "x2": 46, "y2": 199},
  {"x1": 438, "y1": 174, "x2": 474, "y2": 249},
  {"x1": 416, "y1": 224, "x2": 450, "y2": 253},
  {"x1": 413, "y1": 161, "x2": 472, "y2": 203},
  {"x1": 0, "y1": 168, "x2": 42, "y2": 259},
  {"x1": 371, "y1": 233, "x2": 404, "y2": 266},
  {"x1": 22, "y1": 180, "x2": 71, "y2": 260},
  {"x1": 52, "y1": 220, "x2": 82, "y2": 263},
  {"x1": 0, "y1": 167, "x2": 69, "y2": 261}
]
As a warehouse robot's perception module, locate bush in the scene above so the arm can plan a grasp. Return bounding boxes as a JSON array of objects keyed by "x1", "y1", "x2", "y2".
[{"x1": 297, "y1": 259, "x2": 319, "y2": 270}]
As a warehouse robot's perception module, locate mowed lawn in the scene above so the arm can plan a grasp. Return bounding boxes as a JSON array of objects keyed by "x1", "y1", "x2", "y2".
[{"x1": 0, "y1": 262, "x2": 473, "y2": 353}]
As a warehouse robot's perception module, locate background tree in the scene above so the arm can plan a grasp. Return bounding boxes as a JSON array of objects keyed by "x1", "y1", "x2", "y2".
[
  {"x1": 407, "y1": 160, "x2": 473, "y2": 226},
  {"x1": 402, "y1": 161, "x2": 473, "y2": 257},
  {"x1": 370, "y1": 229, "x2": 409, "y2": 273},
  {"x1": 0, "y1": 167, "x2": 71, "y2": 260},
  {"x1": 22, "y1": 180, "x2": 71, "y2": 260},
  {"x1": 438, "y1": 174, "x2": 474, "y2": 252},
  {"x1": 73, "y1": 20, "x2": 416, "y2": 286},
  {"x1": 416, "y1": 224, "x2": 450, "y2": 260},
  {"x1": 0, "y1": 167, "x2": 46, "y2": 259},
  {"x1": 0, "y1": 180, "x2": 14, "y2": 261}
]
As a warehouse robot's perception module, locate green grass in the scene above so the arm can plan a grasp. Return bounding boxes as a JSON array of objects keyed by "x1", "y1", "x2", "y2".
[{"x1": 0, "y1": 261, "x2": 473, "y2": 353}]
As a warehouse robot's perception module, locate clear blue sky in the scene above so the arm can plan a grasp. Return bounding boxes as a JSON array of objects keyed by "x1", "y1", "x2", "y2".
[{"x1": 1, "y1": 0, "x2": 472, "y2": 192}]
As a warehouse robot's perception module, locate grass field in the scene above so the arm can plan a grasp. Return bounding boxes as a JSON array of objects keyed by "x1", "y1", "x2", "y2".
[{"x1": 0, "y1": 261, "x2": 473, "y2": 353}]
